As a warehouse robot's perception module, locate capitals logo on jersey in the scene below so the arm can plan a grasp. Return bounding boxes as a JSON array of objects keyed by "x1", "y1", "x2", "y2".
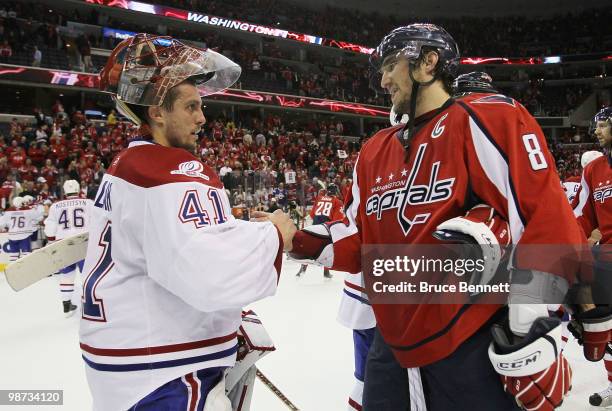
[
  {"x1": 593, "y1": 179, "x2": 612, "y2": 204},
  {"x1": 365, "y1": 143, "x2": 455, "y2": 236}
]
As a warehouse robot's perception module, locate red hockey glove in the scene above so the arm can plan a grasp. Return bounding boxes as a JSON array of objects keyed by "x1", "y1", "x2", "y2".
[
  {"x1": 288, "y1": 224, "x2": 334, "y2": 267},
  {"x1": 567, "y1": 306, "x2": 612, "y2": 362},
  {"x1": 489, "y1": 317, "x2": 572, "y2": 411}
]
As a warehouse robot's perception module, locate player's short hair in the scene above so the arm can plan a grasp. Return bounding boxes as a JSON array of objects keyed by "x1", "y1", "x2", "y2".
[{"x1": 415, "y1": 46, "x2": 455, "y2": 94}]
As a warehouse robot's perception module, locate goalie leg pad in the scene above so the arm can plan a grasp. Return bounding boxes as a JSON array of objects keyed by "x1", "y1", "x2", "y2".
[
  {"x1": 204, "y1": 376, "x2": 232, "y2": 411},
  {"x1": 226, "y1": 366, "x2": 256, "y2": 411},
  {"x1": 225, "y1": 310, "x2": 275, "y2": 409}
]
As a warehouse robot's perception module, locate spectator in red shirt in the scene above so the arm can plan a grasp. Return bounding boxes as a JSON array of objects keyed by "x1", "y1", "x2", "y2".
[
  {"x1": 9, "y1": 146, "x2": 26, "y2": 168},
  {"x1": 9, "y1": 118, "x2": 22, "y2": 138},
  {"x1": 0, "y1": 157, "x2": 9, "y2": 182},
  {"x1": 72, "y1": 110, "x2": 86, "y2": 127},
  {"x1": 4, "y1": 140, "x2": 18, "y2": 158},
  {"x1": 97, "y1": 131, "x2": 112, "y2": 158},
  {"x1": 0, "y1": 174, "x2": 19, "y2": 209},
  {"x1": 40, "y1": 159, "x2": 58, "y2": 190},
  {"x1": 83, "y1": 141, "x2": 97, "y2": 166},
  {"x1": 18, "y1": 158, "x2": 38, "y2": 182},
  {"x1": 28, "y1": 142, "x2": 45, "y2": 167},
  {"x1": 50, "y1": 137, "x2": 68, "y2": 165}
]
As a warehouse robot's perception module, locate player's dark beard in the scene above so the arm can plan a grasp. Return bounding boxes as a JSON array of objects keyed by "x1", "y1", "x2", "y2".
[
  {"x1": 394, "y1": 87, "x2": 412, "y2": 117},
  {"x1": 168, "y1": 133, "x2": 197, "y2": 153}
]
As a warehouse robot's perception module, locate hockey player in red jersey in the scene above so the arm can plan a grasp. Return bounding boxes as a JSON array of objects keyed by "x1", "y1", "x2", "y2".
[
  {"x1": 564, "y1": 151, "x2": 603, "y2": 204},
  {"x1": 309, "y1": 184, "x2": 345, "y2": 224},
  {"x1": 84, "y1": 34, "x2": 296, "y2": 411},
  {"x1": 572, "y1": 107, "x2": 612, "y2": 408},
  {"x1": 296, "y1": 184, "x2": 344, "y2": 278},
  {"x1": 283, "y1": 24, "x2": 590, "y2": 411}
]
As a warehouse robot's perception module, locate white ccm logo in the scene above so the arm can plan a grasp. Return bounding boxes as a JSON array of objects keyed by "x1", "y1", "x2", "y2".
[
  {"x1": 496, "y1": 351, "x2": 541, "y2": 371},
  {"x1": 365, "y1": 143, "x2": 455, "y2": 236}
]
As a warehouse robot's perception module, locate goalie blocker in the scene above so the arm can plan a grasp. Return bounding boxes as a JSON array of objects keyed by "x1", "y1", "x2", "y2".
[{"x1": 3, "y1": 232, "x2": 89, "y2": 291}]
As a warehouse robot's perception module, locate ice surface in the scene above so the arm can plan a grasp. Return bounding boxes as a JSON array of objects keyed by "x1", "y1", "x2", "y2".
[{"x1": 0, "y1": 258, "x2": 605, "y2": 410}]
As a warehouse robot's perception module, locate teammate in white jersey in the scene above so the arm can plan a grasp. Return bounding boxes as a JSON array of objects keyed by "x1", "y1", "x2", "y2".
[
  {"x1": 83, "y1": 33, "x2": 295, "y2": 411},
  {"x1": 22, "y1": 194, "x2": 44, "y2": 250},
  {"x1": 0, "y1": 196, "x2": 43, "y2": 262},
  {"x1": 44, "y1": 180, "x2": 93, "y2": 317}
]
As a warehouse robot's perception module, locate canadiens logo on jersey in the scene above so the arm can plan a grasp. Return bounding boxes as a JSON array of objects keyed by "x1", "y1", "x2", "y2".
[
  {"x1": 593, "y1": 180, "x2": 612, "y2": 203},
  {"x1": 365, "y1": 143, "x2": 455, "y2": 236},
  {"x1": 171, "y1": 161, "x2": 210, "y2": 181}
]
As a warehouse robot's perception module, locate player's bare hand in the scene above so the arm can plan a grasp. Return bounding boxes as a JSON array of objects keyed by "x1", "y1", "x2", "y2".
[{"x1": 268, "y1": 209, "x2": 296, "y2": 251}]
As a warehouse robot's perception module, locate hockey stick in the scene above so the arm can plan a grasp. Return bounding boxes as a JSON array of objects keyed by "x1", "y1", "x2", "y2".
[
  {"x1": 3, "y1": 232, "x2": 89, "y2": 291},
  {"x1": 256, "y1": 368, "x2": 300, "y2": 410}
]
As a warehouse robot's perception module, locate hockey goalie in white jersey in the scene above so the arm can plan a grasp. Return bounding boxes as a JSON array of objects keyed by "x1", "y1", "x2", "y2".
[
  {"x1": 44, "y1": 180, "x2": 92, "y2": 317},
  {"x1": 81, "y1": 33, "x2": 295, "y2": 411}
]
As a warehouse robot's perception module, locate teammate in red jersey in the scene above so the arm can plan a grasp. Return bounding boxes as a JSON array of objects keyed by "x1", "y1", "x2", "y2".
[
  {"x1": 564, "y1": 150, "x2": 602, "y2": 204},
  {"x1": 296, "y1": 184, "x2": 344, "y2": 278},
  {"x1": 280, "y1": 23, "x2": 589, "y2": 411},
  {"x1": 573, "y1": 107, "x2": 612, "y2": 408},
  {"x1": 309, "y1": 184, "x2": 344, "y2": 224}
]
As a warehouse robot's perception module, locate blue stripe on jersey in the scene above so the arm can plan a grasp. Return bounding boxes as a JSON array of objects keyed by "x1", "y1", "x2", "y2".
[
  {"x1": 344, "y1": 289, "x2": 370, "y2": 305},
  {"x1": 82, "y1": 344, "x2": 237, "y2": 372}
]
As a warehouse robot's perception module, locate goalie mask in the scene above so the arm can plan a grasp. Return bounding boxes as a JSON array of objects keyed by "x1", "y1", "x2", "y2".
[{"x1": 99, "y1": 34, "x2": 241, "y2": 125}]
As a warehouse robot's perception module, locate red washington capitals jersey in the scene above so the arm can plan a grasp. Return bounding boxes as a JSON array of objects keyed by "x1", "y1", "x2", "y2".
[
  {"x1": 574, "y1": 155, "x2": 612, "y2": 245},
  {"x1": 310, "y1": 194, "x2": 344, "y2": 221},
  {"x1": 325, "y1": 94, "x2": 586, "y2": 367}
]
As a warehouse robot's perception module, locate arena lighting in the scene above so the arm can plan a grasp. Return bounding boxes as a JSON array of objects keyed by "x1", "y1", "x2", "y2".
[
  {"x1": 84, "y1": 0, "x2": 360, "y2": 53},
  {"x1": 102, "y1": 28, "x2": 172, "y2": 45},
  {"x1": 85, "y1": 0, "x2": 612, "y2": 64},
  {"x1": 0, "y1": 64, "x2": 388, "y2": 118},
  {"x1": 128, "y1": 1, "x2": 155, "y2": 14},
  {"x1": 0, "y1": 67, "x2": 26, "y2": 75}
]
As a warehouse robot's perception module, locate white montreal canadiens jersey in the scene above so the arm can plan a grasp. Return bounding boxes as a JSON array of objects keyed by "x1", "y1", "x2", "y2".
[
  {"x1": 336, "y1": 272, "x2": 376, "y2": 330},
  {"x1": 0, "y1": 207, "x2": 42, "y2": 240},
  {"x1": 44, "y1": 196, "x2": 93, "y2": 240},
  {"x1": 79, "y1": 141, "x2": 282, "y2": 411}
]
